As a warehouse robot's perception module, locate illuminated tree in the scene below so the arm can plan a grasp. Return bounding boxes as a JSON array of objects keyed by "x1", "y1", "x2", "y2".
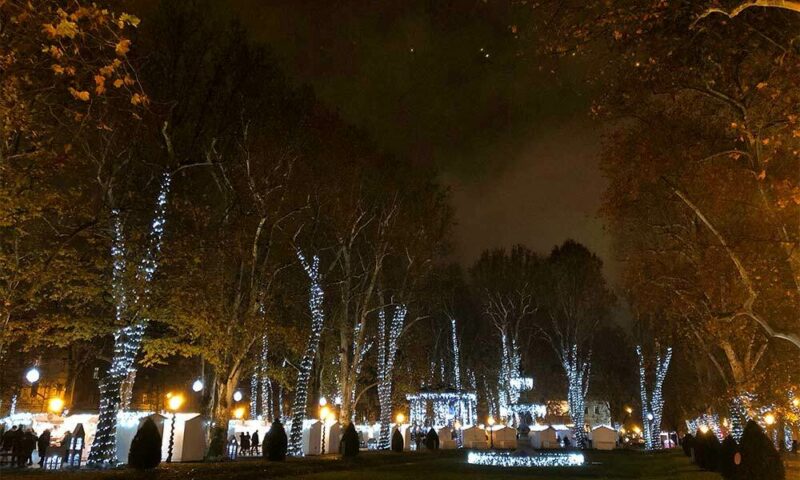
[
  {"x1": 536, "y1": 241, "x2": 614, "y2": 448},
  {"x1": 287, "y1": 250, "x2": 325, "y2": 456},
  {"x1": 377, "y1": 304, "x2": 407, "y2": 449},
  {"x1": 637, "y1": 344, "x2": 672, "y2": 450}
]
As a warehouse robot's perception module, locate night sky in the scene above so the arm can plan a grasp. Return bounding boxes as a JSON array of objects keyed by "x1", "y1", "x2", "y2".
[{"x1": 228, "y1": 0, "x2": 612, "y2": 278}]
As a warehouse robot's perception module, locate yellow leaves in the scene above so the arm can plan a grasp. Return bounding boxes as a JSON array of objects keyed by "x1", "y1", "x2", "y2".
[
  {"x1": 43, "y1": 19, "x2": 79, "y2": 38},
  {"x1": 130, "y1": 93, "x2": 147, "y2": 105},
  {"x1": 756, "y1": 170, "x2": 766, "y2": 181},
  {"x1": 55, "y1": 19, "x2": 79, "y2": 38},
  {"x1": 94, "y1": 75, "x2": 106, "y2": 95},
  {"x1": 68, "y1": 87, "x2": 90, "y2": 102},
  {"x1": 51, "y1": 64, "x2": 65, "y2": 75},
  {"x1": 115, "y1": 39, "x2": 131, "y2": 56},
  {"x1": 613, "y1": 30, "x2": 623, "y2": 40},
  {"x1": 117, "y1": 13, "x2": 140, "y2": 28},
  {"x1": 113, "y1": 78, "x2": 124, "y2": 88},
  {"x1": 756, "y1": 82, "x2": 768, "y2": 90}
]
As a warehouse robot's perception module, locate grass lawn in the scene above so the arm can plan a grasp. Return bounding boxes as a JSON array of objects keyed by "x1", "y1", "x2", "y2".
[{"x1": 2, "y1": 449, "x2": 798, "y2": 480}]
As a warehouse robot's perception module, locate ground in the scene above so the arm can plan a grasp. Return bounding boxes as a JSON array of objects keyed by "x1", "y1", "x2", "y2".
[{"x1": 2, "y1": 450, "x2": 798, "y2": 479}]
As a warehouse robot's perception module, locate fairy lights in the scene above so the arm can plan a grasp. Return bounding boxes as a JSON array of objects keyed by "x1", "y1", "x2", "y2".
[
  {"x1": 287, "y1": 250, "x2": 325, "y2": 457},
  {"x1": 562, "y1": 344, "x2": 590, "y2": 448},
  {"x1": 450, "y1": 317, "x2": 461, "y2": 389},
  {"x1": 636, "y1": 345, "x2": 672, "y2": 450},
  {"x1": 467, "y1": 451, "x2": 585, "y2": 467},
  {"x1": 259, "y1": 335, "x2": 272, "y2": 421},
  {"x1": 377, "y1": 304, "x2": 407, "y2": 449},
  {"x1": 88, "y1": 172, "x2": 172, "y2": 466}
]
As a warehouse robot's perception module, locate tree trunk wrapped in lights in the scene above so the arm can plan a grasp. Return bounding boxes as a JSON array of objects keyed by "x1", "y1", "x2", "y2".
[
  {"x1": 88, "y1": 172, "x2": 171, "y2": 465},
  {"x1": 287, "y1": 250, "x2": 325, "y2": 456},
  {"x1": 563, "y1": 344, "x2": 590, "y2": 449},
  {"x1": 259, "y1": 334, "x2": 273, "y2": 420},
  {"x1": 449, "y1": 316, "x2": 462, "y2": 390},
  {"x1": 377, "y1": 304, "x2": 407, "y2": 450},
  {"x1": 636, "y1": 345, "x2": 672, "y2": 450}
]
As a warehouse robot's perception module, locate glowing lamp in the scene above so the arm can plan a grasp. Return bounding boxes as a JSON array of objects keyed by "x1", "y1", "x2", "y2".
[
  {"x1": 396, "y1": 413, "x2": 405, "y2": 424},
  {"x1": 625, "y1": 406, "x2": 633, "y2": 414},
  {"x1": 764, "y1": 414, "x2": 775, "y2": 426},
  {"x1": 619, "y1": 427, "x2": 626, "y2": 434},
  {"x1": 233, "y1": 407, "x2": 245, "y2": 419},
  {"x1": 454, "y1": 420, "x2": 462, "y2": 430},
  {"x1": 633, "y1": 426, "x2": 641, "y2": 434},
  {"x1": 793, "y1": 398, "x2": 800, "y2": 408},
  {"x1": 192, "y1": 379, "x2": 204, "y2": 392},
  {"x1": 233, "y1": 390, "x2": 243, "y2": 402},
  {"x1": 25, "y1": 367, "x2": 41, "y2": 384},
  {"x1": 167, "y1": 394, "x2": 185, "y2": 411},
  {"x1": 320, "y1": 405, "x2": 331, "y2": 422},
  {"x1": 487, "y1": 416, "x2": 496, "y2": 427},
  {"x1": 47, "y1": 397, "x2": 65, "y2": 414},
  {"x1": 319, "y1": 397, "x2": 327, "y2": 407},
  {"x1": 699, "y1": 425, "x2": 709, "y2": 434}
]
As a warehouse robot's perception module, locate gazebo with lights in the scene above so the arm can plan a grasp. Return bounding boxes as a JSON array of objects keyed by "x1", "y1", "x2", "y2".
[{"x1": 406, "y1": 386, "x2": 477, "y2": 428}]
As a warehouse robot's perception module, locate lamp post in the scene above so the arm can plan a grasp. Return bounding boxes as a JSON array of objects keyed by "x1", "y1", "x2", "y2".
[
  {"x1": 320, "y1": 404, "x2": 331, "y2": 454},
  {"x1": 487, "y1": 416, "x2": 496, "y2": 449},
  {"x1": 166, "y1": 393, "x2": 185, "y2": 463}
]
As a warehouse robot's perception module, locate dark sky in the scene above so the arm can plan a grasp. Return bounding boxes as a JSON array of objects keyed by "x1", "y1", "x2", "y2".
[{"x1": 227, "y1": 0, "x2": 613, "y2": 279}]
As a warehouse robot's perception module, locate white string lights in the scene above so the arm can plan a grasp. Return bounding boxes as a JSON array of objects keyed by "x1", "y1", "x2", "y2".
[
  {"x1": 377, "y1": 304, "x2": 407, "y2": 449},
  {"x1": 563, "y1": 344, "x2": 590, "y2": 448},
  {"x1": 636, "y1": 345, "x2": 672, "y2": 450},
  {"x1": 450, "y1": 317, "x2": 461, "y2": 390},
  {"x1": 287, "y1": 250, "x2": 325, "y2": 457},
  {"x1": 88, "y1": 172, "x2": 171, "y2": 466},
  {"x1": 467, "y1": 451, "x2": 585, "y2": 467}
]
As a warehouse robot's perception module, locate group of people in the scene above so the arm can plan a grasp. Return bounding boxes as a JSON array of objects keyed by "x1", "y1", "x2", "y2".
[
  {"x1": 237, "y1": 431, "x2": 261, "y2": 456},
  {"x1": 0, "y1": 425, "x2": 51, "y2": 468}
]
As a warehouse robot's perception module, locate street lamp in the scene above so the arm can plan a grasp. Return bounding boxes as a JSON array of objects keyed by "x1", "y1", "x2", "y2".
[
  {"x1": 320, "y1": 405, "x2": 332, "y2": 454},
  {"x1": 396, "y1": 413, "x2": 405, "y2": 425},
  {"x1": 487, "y1": 416, "x2": 496, "y2": 449},
  {"x1": 233, "y1": 407, "x2": 245, "y2": 419},
  {"x1": 47, "y1": 397, "x2": 65, "y2": 414},
  {"x1": 793, "y1": 398, "x2": 800, "y2": 408},
  {"x1": 25, "y1": 367, "x2": 41, "y2": 384},
  {"x1": 233, "y1": 390, "x2": 243, "y2": 402},
  {"x1": 192, "y1": 379, "x2": 204, "y2": 392},
  {"x1": 166, "y1": 393, "x2": 185, "y2": 463}
]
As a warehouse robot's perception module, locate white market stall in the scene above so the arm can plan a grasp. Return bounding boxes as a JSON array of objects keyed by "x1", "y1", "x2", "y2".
[
  {"x1": 462, "y1": 425, "x2": 487, "y2": 449},
  {"x1": 590, "y1": 425, "x2": 616, "y2": 450},
  {"x1": 491, "y1": 425, "x2": 517, "y2": 449}
]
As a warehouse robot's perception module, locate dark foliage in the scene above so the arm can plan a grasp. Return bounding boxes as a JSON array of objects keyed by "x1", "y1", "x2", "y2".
[
  {"x1": 206, "y1": 427, "x2": 226, "y2": 460},
  {"x1": 719, "y1": 435, "x2": 739, "y2": 479},
  {"x1": 682, "y1": 433, "x2": 694, "y2": 457},
  {"x1": 391, "y1": 429, "x2": 404, "y2": 452},
  {"x1": 128, "y1": 418, "x2": 162, "y2": 469},
  {"x1": 264, "y1": 419, "x2": 288, "y2": 461},
  {"x1": 425, "y1": 428, "x2": 439, "y2": 450},
  {"x1": 739, "y1": 420, "x2": 785, "y2": 480},
  {"x1": 694, "y1": 431, "x2": 720, "y2": 471},
  {"x1": 341, "y1": 423, "x2": 360, "y2": 458}
]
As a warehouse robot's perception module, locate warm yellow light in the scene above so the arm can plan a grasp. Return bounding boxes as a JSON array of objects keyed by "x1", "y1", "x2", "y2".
[
  {"x1": 167, "y1": 394, "x2": 185, "y2": 411},
  {"x1": 625, "y1": 406, "x2": 633, "y2": 414},
  {"x1": 47, "y1": 397, "x2": 65, "y2": 414},
  {"x1": 722, "y1": 418, "x2": 729, "y2": 428},
  {"x1": 619, "y1": 427, "x2": 626, "y2": 434},
  {"x1": 793, "y1": 398, "x2": 800, "y2": 408},
  {"x1": 487, "y1": 416, "x2": 496, "y2": 426},
  {"x1": 166, "y1": 391, "x2": 174, "y2": 399},
  {"x1": 396, "y1": 413, "x2": 405, "y2": 424},
  {"x1": 233, "y1": 407, "x2": 245, "y2": 419},
  {"x1": 632, "y1": 426, "x2": 641, "y2": 434},
  {"x1": 454, "y1": 420, "x2": 462, "y2": 430},
  {"x1": 320, "y1": 405, "x2": 331, "y2": 422},
  {"x1": 699, "y1": 425, "x2": 709, "y2": 434},
  {"x1": 764, "y1": 413, "x2": 776, "y2": 426}
]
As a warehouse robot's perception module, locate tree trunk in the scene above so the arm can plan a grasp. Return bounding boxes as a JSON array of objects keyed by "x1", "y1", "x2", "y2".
[{"x1": 288, "y1": 251, "x2": 325, "y2": 456}]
